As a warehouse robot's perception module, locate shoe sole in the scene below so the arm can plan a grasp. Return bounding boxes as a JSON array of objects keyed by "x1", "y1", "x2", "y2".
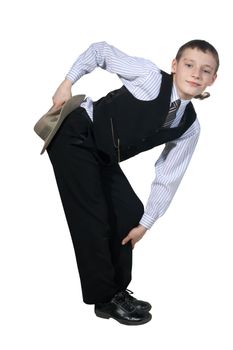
[{"x1": 95, "y1": 309, "x2": 152, "y2": 326}]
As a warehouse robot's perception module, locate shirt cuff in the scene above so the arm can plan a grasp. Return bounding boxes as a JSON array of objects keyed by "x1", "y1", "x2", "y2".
[
  {"x1": 65, "y1": 73, "x2": 80, "y2": 84},
  {"x1": 139, "y1": 213, "x2": 159, "y2": 230}
]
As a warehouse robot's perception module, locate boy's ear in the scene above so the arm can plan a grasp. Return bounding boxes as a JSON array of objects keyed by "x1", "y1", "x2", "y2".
[{"x1": 171, "y1": 59, "x2": 177, "y2": 73}]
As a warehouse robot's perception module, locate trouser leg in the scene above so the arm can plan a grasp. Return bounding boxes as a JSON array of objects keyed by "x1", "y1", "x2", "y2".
[
  {"x1": 47, "y1": 107, "x2": 143, "y2": 303},
  {"x1": 47, "y1": 108, "x2": 118, "y2": 303},
  {"x1": 101, "y1": 164, "x2": 144, "y2": 290}
]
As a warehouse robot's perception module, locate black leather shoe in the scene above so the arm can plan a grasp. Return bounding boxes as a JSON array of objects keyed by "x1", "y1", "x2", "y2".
[
  {"x1": 122, "y1": 289, "x2": 152, "y2": 312},
  {"x1": 95, "y1": 291, "x2": 152, "y2": 326}
]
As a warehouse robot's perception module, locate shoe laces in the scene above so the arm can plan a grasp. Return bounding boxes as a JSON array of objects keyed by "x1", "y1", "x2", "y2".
[
  {"x1": 124, "y1": 289, "x2": 136, "y2": 302},
  {"x1": 112, "y1": 290, "x2": 136, "y2": 312}
]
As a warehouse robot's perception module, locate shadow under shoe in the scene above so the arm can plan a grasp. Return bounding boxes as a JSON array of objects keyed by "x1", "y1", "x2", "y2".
[{"x1": 95, "y1": 291, "x2": 152, "y2": 326}]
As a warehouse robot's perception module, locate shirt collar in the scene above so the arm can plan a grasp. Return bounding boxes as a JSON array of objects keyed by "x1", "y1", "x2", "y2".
[{"x1": 171, "y1": 83, "x2": 191, "y2": 108}]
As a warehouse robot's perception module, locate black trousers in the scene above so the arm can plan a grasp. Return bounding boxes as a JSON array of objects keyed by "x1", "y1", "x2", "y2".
[{"x1": 47, "y1": 107, "x2": 144, "y2": 304}]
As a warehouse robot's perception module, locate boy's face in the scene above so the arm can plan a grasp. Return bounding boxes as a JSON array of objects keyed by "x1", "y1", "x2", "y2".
[{"x1": 171, "y1": 48, "x2": 217, "y2": 100}]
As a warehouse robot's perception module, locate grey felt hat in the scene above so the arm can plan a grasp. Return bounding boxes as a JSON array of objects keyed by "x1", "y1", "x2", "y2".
[{"x1": 34, "y1": 94, "x2": 86, "y2": 154}]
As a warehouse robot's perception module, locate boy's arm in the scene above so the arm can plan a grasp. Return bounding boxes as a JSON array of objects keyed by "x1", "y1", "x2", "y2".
[
  {"x1": 52, "y1": 41, "x2": 159, "y2": 109},
  {"x1": 140, "y1": 119, "x2": 201, "y2": 229},
  {"x1": 121, "y1": 119, "x2": 200, "y2": 248},
  {"x1": 65, "y1": 41, "x2": 158, "y2": 84}
]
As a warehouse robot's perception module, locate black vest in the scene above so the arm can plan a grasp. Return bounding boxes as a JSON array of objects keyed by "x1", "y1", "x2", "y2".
[{"x1": 92, "y1": 71, "x2": 196, "y2": 163}]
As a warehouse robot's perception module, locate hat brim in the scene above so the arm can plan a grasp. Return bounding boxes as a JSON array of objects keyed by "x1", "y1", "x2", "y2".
[{"x1": 34, "y1": 94, "x2": 86, "y2": 154}]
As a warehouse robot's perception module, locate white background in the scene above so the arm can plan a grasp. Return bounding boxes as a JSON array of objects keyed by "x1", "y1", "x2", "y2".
[{"x1": 1, "y1": 0, "x2": 232, "y2": 349}]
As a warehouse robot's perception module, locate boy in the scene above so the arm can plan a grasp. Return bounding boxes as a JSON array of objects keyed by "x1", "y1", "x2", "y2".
[{"x1": 44, "y1": 40, "x2": 219, "y2": 325}]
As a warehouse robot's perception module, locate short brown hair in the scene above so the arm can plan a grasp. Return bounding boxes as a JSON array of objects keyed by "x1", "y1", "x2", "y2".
[{"x1": 176, "y1": 39, "x2": 219, "y2": 73}]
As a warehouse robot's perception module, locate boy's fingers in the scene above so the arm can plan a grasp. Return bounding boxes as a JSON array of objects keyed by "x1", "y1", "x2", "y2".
[{"x1": 121, "y1": 234, "x2": 131, "y2": 245}]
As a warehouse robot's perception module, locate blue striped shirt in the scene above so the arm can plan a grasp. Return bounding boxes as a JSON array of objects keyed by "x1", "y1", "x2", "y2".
[{"x1": 66, "y1": 41, "x2": 200, "y2": 229}]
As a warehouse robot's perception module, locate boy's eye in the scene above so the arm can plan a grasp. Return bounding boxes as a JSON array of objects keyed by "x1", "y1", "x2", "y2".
[
  {"x1": 185, "y1": 63, "x2": 192, "y2": 68},
  {"x1": 203, "y1": 69, "x2": 211, "y2": 74}
]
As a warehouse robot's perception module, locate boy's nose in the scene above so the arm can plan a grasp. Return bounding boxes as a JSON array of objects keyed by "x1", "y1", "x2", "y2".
[{"x1": 191, "y1": 68, "x2": 201, "y2": 79}]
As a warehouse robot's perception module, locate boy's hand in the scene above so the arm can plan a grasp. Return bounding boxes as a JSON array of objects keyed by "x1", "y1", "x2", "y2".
[
  {"x1": 121, "y1": 224, "x2": 147, "y2": 249},
  {"x1": 51, "y1": 79, "x2": 73, "y2": 111}
]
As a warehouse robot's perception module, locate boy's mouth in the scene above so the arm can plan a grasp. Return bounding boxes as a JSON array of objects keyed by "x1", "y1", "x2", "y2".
[{"x1": 186, "y1": 80, "x2": 202, "y2": 87}]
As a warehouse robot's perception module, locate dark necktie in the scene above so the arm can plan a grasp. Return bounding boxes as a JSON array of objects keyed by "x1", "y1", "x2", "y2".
[{"x1": 163, "y1": 99, "x2": 181, "y2": 127}]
